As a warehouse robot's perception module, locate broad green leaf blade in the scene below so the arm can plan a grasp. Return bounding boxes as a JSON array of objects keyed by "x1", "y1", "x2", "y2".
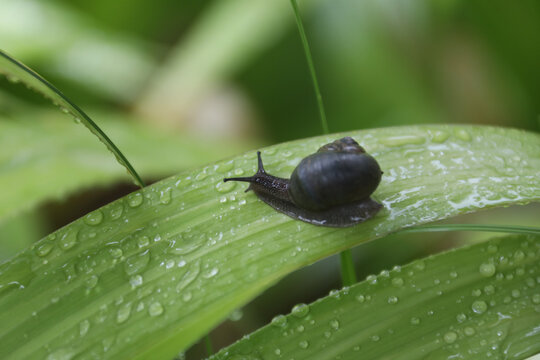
[
  {"x1": 0, "y1": 49, "x2": 145, "y2": 187},
  {"x1": 0, "y1": 125, "x2": 539, "y2": 359},
  {"x1": 0, "y1": 109, "x2": 254, "y2": 224},
  {"x1": 210, "y1": 234, "x2": 540, "y2": 359}
]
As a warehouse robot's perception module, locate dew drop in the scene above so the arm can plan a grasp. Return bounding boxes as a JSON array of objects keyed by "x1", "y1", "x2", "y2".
[
  {"x1": 110, "y1": 248, "x2": 123, "y2": 258},
  {"x1": 464, "y1": 327, "x2": 475, "y2": 336},
  {"x1": 136, "y1": 302, "x2": 145, "y2": 312},
  {"x1": 291, "y1": 303, "x2": 309, "y2": 318},
  {"x1": 36, "y1": 242, "x2": 53, "y2": 257},
  {"x1": 366, "y1": 274, "x2": 377, "y2": 284},
  {"x1": 454, "y1": 129, "x2": 472, "y2": 141},
  {"x1": 484, "y1": 285, "x2": 495, "y2": 295},
  {"x1": 203, "y1": 267, "x2": 219, "y2": 279},
  {"x1": 479, "y1": 263, "x2": 496, "y2": 277},
  {"x1": 159, "y1": 188, "x2": 172, "y2": 205},
  {"x1": 79, "y1": 319, "x2": 90, "y2": 337},
  {"x1": 124, "y1": 250, "x2": 150, "y2": 276},
  {"x1": 127, "y1": 193, "x2": 143, "y2": 208},
  {"x1": 471, "y1": 288, "x2": 482, "y2": 297},
  {"x1": 116, "y1": 303, "x2": 132, "y2": 323},
  {"x1": 216, "y1": 180, "x2": 236, "y2": 193},
  {"x1": 329, "y1": 289, "x2": 340, "y2": 298},
  {"x1": 274, "y1": 348, "x2": 281, "y2": 356},
  {"x1": 148, "y1": 302, "x2": 164, "y2": 317},
  {"x1": 85, "y1": 275, "x2": 99, "y2": 289},
  {"x1": 380, "y1": 135, "x2": 425, "y2": 147},
  {"x1": 531, "y1": 294, "x2": 540, "y2": 304},
  {"x1": 430, "y1": 130, "x2": 450, "y2": 143},
  {"x1": 182, "y1": 292, "x2": 192, "y2": 302},
  {"x1": 296, "y1": 325, "x2": 305, "y2": 332},
  {"x1": 471, "y1": 300, "x2": 488, "y2": 314},
  {"x1": 514, "y1": 250, "x2": 525, "y2": 262},
  {"x1": 58, "y1": 230, "x2": 78, "y2": 250},
  {"x1": 176, "y1": 261, "x2": 201, "y2": 293},
  {"x1": 511, "y1": 289, "x2": 521, "y2": 298},
  {"x1": 298, "y1": 340, "x2": 309, "y2": 349},
  {"x1": 109, "y1": 203, "x2": 124, "y2": 220},
  {"x1": 414, "y1": 261, "x2": 426, "y2": 271},
  {"x1": 195, "y1": 171, "x2": 208, "y2": 181},
  {"x1": 233, "y1": 168, "x2": 244, "y2": 176},
  {"x1": 356, "y1": 295, "x2": 365, "y2": 303},
  {"x1": 410, "y1": 317, "x2": 420, "y2": 325},
  {"x1": 271, "y1": 315, "x2": 287, "y2": 328},
  {"x1": 138, "y1": 236, "x2": 150, "y2": 248},
  {"x1": 387, "y1": 296, "x2": 399, "y2": 304},
  {"x1": 84, "y1": 210, "x2": 104, "y2": 226},
  {"x1": 391, "y1": 277, "x2": 404, "y2": 287},
  {"x1": 456, "y1": 313, "x2": 467, "y2": 323},
  {"x1": 168, "y1": 233, "x2": 203, "y2": 255},
  {"x1": 443, "y1": 331, "x2": 458, "y2": 344},
  {"x1": 329, "y1": 319, "x2": 340, "y2": 330},
  {"x1": 129, "y1": 275, "x2": 143, "y2": 288}
]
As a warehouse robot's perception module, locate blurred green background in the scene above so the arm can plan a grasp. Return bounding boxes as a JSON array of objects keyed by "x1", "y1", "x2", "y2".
[{"x1": 1, "y1": 0, "x2": 539, "y2": 357}]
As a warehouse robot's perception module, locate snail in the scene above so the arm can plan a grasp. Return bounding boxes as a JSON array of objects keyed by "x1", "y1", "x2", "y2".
[{"x1": 223, "y1": 137, "x2": 383, "y2": 227}]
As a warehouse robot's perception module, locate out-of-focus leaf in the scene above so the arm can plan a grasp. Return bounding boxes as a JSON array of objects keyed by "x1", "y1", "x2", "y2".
[
  {"x1": 0, "y1": 211, "x2": 46, "y2": 261},
  {"x1": 0, "y1": 49, "x2": 145, "y2": 187},
  {"x1": 0, "y1": 125, "x2": 538, "y2": 359},
  {"x1": 136, "y1": 0, "x2": 319, "y2": 125},
  {"x1": 0, "y1": 0, "x2": 156, "y2": 101},
  {"x1": 0, "y1": 109, "x2": 253, "y2": 224}
]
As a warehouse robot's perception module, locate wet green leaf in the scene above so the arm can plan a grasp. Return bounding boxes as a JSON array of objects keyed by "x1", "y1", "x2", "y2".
[
  {"x1": 0, "y1": 125, "x2": 538, "y2": 359},
  {"x1": 211, "y1": 234, "x2": 540, "y2": 359}
]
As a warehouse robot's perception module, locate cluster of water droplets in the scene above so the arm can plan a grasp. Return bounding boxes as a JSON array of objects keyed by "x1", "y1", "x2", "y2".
[
  {"x1": 373, "y1": 126, "x2": 539, "y2": 234},
  {"x1": 212, "y1": 237, "x2": 540, "y2": 360},
  {"x1": 0, "y1": 165, "x2": 254, "y2": 358}
]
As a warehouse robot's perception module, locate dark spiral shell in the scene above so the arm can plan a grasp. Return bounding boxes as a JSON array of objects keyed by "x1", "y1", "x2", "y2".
[{"x1": 288, "y1": 143, "x2": 382, "y2": 211}]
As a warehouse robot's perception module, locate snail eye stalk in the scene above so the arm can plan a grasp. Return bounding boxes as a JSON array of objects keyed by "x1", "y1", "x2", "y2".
[{"x1": 223, "y1": 151, "x2": 266, "y2": 184}]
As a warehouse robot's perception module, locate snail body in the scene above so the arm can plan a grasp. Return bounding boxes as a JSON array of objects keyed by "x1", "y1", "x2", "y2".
[{"x1": 224, "y1": 137, "x2": 383, "y2": 227}]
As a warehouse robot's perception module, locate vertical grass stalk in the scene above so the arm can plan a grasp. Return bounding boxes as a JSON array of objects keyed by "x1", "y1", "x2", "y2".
[
  {"x1": 290, "y1": 0, "x2": 329, "y2": 134},
  {"x1": 290, "y1": 0, "x2": 357, "y2": 286},
  {"x1": 204, "y1": 335, "x2": 214, "y2": 356}
]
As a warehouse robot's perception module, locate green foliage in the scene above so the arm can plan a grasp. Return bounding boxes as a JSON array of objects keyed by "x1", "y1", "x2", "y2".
[
  {"x1": 1, "y1": 1, "x2": 540, "y2": 358},
  {"x1": 0, "y1": 109, "x2": 251, "y2": 224},
  {"x1": 211, "y1": 234, "x2": 540, "y2": 359},
  {"x1": 0, "y1": 50, "x2": 145, "y2": 188},
  {"x1": 0, "y1": 125, "x2": 538, "y2": 359}
]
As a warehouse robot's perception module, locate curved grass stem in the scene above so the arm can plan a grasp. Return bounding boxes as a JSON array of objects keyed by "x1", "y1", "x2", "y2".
[{"x1": 290, "y1": 0, "x2": 329, "y2": 134}]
